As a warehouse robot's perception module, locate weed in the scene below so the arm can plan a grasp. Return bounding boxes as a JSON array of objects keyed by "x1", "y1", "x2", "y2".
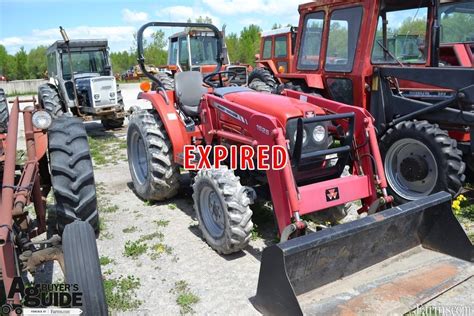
[
  {"x1": 149, "y1": 243, "x2": 173, "y2": 260},
  {"x1": 154, "y1": 219, "x2": 170, "y2": 227},
  {"x1": 123, "y1": 240, "x2": 148, "y2": 258},
  {"x1": 144, "y1": 200, "x2": 154, "y2": 206},
  {"x1": 168, "y1": 203, "x2": 177, "y2": 210},
  {"x1": 170, "y1": 281, "x2": 200, "y2": 315},
  {"x1": 100, "y1": 256, "x2": 115, "y2": 266},
  {"x1": 123, "y1": 226, "x2": 138, "y2": 234},
  {"x1": 104, "y1": 275, "x2": 142, "y2": 311},
  {"x1": 88, "y1": 135, "x2": 126, "y2": 167},
  {"x1": 138, "y1": 231, "x2": 164, "y2": 242},
  {"x1": 251, "y1": 225, "x2": 262, "y2": 241}
]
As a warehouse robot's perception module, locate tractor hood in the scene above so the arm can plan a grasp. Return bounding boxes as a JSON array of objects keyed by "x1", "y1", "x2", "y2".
[{"x1": 220, "y1": 90, "x2": 326, "y2": 126}]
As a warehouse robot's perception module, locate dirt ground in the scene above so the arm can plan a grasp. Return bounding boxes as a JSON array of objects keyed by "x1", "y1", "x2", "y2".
[{"x1": 7, "y1": 83, "x2": 473, "y2": 315}]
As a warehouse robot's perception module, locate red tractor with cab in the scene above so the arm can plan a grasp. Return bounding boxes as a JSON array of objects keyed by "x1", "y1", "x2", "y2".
[
  {"x1": 127, "y1": 21, "x2": 473, "y2": 315},
  {"x1": 249, "y1": 0, "x2": 474, "y2": 203}
]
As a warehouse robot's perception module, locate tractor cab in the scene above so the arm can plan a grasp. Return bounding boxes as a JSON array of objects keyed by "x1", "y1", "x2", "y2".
[{"x1": 164, "y1": 27, "x2": 249, "y2": 86}]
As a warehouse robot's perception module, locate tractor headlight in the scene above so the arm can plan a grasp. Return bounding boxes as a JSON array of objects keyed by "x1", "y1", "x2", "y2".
[
  {"x1": 32, "y1": 111, "x2": 52, "y2": 130},
  {"x1": 312, "y1": 125, "x2": 327, "y2": 143},
  {"x1": 109, "y1": 92, "x2": 116, "y2": 98},
  {"x1": 294, "y1": 128, "x2": 308, "y2": 146},
  {"x1": 94, "y1": 94, "x2": 101, "y2": 100}
]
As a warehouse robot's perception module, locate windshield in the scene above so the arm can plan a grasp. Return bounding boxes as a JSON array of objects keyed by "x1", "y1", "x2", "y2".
[
  {"x1": 61, "y1": 50, "x2": 107, "y2": 80},
  {"x1": 189, "y1": 35, "x2": 218, "y2": 66},
  {"x1": 440, "y1": 2, "x2": 474, "y2": 43},
  {"x1": 297, "y1": 12, "x2": 324, "y2": 70},
  {"x1": 372, "y1": 7, "x2": 428, "y2": 64}
]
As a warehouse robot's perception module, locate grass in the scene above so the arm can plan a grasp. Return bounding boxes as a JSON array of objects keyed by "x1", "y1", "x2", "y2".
[
  {"x1": 7, "y1": 91, "x2": 37, "y2": 97},
  {"x1": 170, "y1": 280, "x2": 200, "y2": 315},
  {"x1": 138, "y1": 231, "x2": 164, "y2": 242},
  {"x1": 100, "y1": 256, "x2": 115, "y2": 266},
  {"x1": 123, "y1": 240, "x2": 148, "y2": 258},
  {"x1": 99, "y1": 219, "x2": 113, "y2": 240},
  {"x1": 123, "y1": 226, "x2": 138, "y2": 233},
  {"x1": 88, "y1": 135, "x2": 127, "y2": 167},
  {"x1": 96, "y1": 182, "x2": 120, "y2": 214},
  {"x1": 154, "y1": 219, "x2": 170, "y2": 227},
  {"x1": 104, "y1": 275, "x2": 142, "y2": 311},
  {"x1": 168, "y1": 203, "x2": 177, "y2": 210}
]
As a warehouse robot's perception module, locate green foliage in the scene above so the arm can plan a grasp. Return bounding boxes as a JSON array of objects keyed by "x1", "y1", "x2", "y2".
[
  {"x1": 441, "y1": 12, "x2": 474, "y2": 43},
  {"x1": 123, "y1": 240, "x2": 148, "y2": 258},
  {"x1": 27, "y1": 46, "x2": 47, "y2": 78},
  {"x1": 170, "y1": 280, "x2": 200, "y2": 315},
  {"x1": 397, "y1": 18, "x2": 427, "y2": 37},
  {"x1": 15, "y1": 47, "x2": 28, "y2": 80},
  {"x1": 238, "y1": 24, "x2": 262, "y2": 65},
  {"x1": 104, "y1": 275, "x2": 142, "y2": 311}
]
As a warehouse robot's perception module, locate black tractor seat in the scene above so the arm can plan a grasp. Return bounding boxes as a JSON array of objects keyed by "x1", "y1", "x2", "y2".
[{"x1": 174, "y1": 71, "x2": 207, "y2": 117}]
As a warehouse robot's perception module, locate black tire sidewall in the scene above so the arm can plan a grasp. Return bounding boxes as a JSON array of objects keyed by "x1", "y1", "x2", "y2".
[
  {"x1": 127, "y1": 119, "x2": 154, "y2": 199},
  {"x1": 193, "y1": 177, "x2": 230, "y2": 248},
  {"x1": 381, "y1": 124, "x2": 449, "y2": 204}
]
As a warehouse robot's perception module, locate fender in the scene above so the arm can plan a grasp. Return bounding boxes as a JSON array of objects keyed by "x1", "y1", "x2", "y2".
[
  {"x1": 277, "y1": 73, "x2": 325, "y2": 90},
  {"x1": 138, "y1": 91, "x2": 195, "y2": 164},
  {"x1": 34, "y1": 131, "x2": 48, "y2": 160}
]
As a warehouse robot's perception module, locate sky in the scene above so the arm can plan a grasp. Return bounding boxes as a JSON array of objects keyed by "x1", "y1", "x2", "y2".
[{"x1": 0, "y1": 0, "x2": 309, "y2": 54}]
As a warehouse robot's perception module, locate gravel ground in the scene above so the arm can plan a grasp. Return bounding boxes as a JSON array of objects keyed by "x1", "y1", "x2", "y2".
[{"x1": 6, "y1": 83, "x2": 473, "y2": 315}]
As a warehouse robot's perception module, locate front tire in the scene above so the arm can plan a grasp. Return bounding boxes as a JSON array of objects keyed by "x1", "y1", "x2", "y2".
[
  {"x1": 380, "y1": 120, "x2": 465, "y2": 204},
  {"x1": 193, "y1": 167, "x2": 254, "y2": 255},
  {"x1": 63, "y1": 221, "x2": 108, "y2": 316},
  {"x1": 48, "y1": 117, "x2": 99, "y2": 234},
  {"x1": 127, "y1": 110, "x2": 179, "y2": 201},
  {"x1": 38, "y1": 84, "x2": 64, "y2": 118}
]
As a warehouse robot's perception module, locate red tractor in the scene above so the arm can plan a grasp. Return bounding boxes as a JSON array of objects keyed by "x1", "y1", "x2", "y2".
[
  {"x1": 152, "y1": 24, "x2": 251, "y2": 90},
  {"x1": 0, "y1": 89, "x2": 106, "y2": 315},
  {"x1": 127, "y1": 22, "x2": 472, "y2": 314},
  {"x1": 249, "y1": 0, "x2": 474, "y2": 203}
]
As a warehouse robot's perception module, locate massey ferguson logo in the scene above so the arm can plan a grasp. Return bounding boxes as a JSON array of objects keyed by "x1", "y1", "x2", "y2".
[{"x1": 326, "y1": 187, "x2": 339, "y2": 202}]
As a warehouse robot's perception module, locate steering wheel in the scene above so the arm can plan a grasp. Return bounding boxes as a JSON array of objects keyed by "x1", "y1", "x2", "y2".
[{"x1": 203, "y1": 71, "x2": 237, "y2": 88}]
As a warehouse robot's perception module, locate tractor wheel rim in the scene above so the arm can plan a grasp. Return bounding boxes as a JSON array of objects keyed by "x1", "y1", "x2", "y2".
[
  {"x1": 199, "y1": 186, "x2": 225, "y2": 239},
  {"x1": 385, "y1": 139, "x2": 438, "y2": 201},
  {"x1": 130, "y1": 129, "x2": 148, "y2": 185}
]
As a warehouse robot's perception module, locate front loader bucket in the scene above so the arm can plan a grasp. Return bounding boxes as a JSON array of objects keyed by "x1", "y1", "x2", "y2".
[{"x1": 253, "y1": 192, "x2": 473, "y2": 315}]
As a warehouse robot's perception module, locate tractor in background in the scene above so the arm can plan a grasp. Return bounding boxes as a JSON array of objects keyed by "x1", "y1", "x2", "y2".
[
  {"x1": 152, "y1": 24, "x2": 251, "y2": 90},
  {"x1": 40, "y1": 29, "x2": 126, "y2": 129},
  {"x1": 127, "y1": 21, "x2": 473, "y2": 315},
  {"x1": 249, "y1": 0, "x2": 474, "y2": 203}
]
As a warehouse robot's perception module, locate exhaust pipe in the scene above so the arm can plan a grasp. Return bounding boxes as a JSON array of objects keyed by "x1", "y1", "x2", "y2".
[{"x1": 253, "y1": 192, "x2": 473, "y2": 315}]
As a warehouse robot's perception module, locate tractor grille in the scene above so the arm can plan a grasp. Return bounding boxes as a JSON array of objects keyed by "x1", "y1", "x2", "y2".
[{"x1": 90, "y1": 77, "x2": 118, "y2": 108}]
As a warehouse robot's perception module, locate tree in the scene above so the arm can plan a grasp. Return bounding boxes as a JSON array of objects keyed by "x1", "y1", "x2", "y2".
[
  {"x1": 15, "y1": 47, "x2": 28, "y2": 80},
  {"x1": 226, "y1": 33, "x2": 240, "y2": 62},
  {"x1": 397, "y1": 17, "x2": 427, "y2": 37},
  {"x1": 238, "y1": 24, "x2": 262, "y2": 65},
  {"x1": 144, "y1": 30, "x2": 167, "y2": 65},
  {"x1": 27, "y1": 46, "x2": 47, "y2": 79}
]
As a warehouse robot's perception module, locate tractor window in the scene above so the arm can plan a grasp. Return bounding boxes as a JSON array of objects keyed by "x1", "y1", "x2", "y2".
[
  {"x1": 274, "y1": 36, "x2": 288, "y2": 58},
  {"x1": 372, "y1": 7, "x2": 428, "y2": 64},
  {"x1": 262, "y1": 38, "x2": 272, "y2": 59},
  {"x1": 179, "y1": 37, "x2": 190, "y2": 70},
  {"x1": 61, "y1": 50, "x2": 107, "y2": 80},
  {"x1": 297, "y1": 11, "x2": 324, "y2": 70},
  {"x1": 190, "y1": 36, "x2": 218, "y2": 65},
  {"x1": 47, "y1": 53, "x2": 57, "y2": 77},
  {"x1": 440, "y1": 2, "x2": 474, "y2": 43},
  {"x1": 168, "y1": 39, "x2": 178, "y2": 65},
  {"x1": 325, "y1": 6, "x2": 363, "y2": 72}
]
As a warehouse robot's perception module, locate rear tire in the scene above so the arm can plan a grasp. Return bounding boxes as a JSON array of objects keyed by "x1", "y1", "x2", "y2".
[
  {"x1": 63, "y1": 221, "x2": 108, "y2": 316},
  {"x1": 152, "y1": 73, "x2": 174, "y2": 91},
  {"x1": 101, "y1": 118, "x2": 124, "y2": 129},
  {"x1": 127, "y1": 110, "x2": 179, "y2": 201},
  {"x1": 380, "y1": 120, "x2": 465, "y2": 204},
  {"x1": 48, "y1": 117, "x2": 99, "y2": 235},
  {"x1": 0, "y1": 88, "x2": 8, "y2": 133},
  {"x1": 193, "y1": 167, "x2": 254, "y2": 255},
  {"x1": 38, "y1": 84, "x2": 64, "y2": 118},
  {"x1": 248, "y1": 68, "x2": 276, "y2": 93}
]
